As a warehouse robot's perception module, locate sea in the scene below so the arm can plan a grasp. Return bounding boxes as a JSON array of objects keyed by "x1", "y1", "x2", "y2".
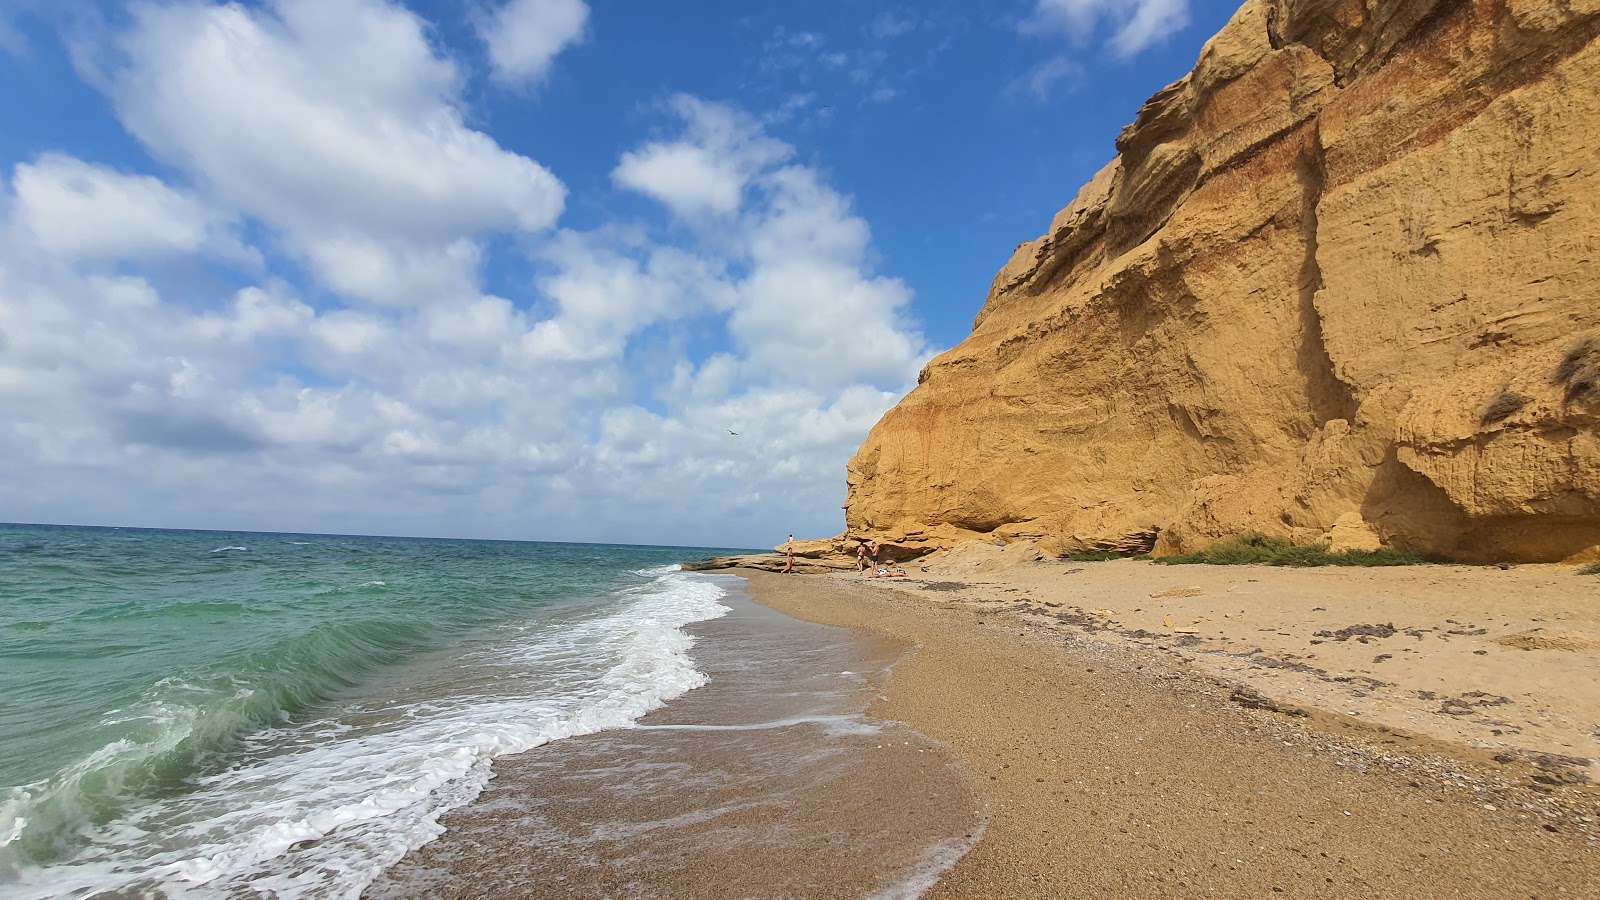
[
  {"x1": 0, "y1": 524, "x2": 750, "y2": 896},
  {"x1": 0, "y1": 524, "x2": 980, "y2": 899}
]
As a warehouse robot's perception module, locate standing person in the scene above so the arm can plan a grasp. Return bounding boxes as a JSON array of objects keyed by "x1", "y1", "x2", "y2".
[
  {"x1": 783, "y1": 534, "x2": 795, "y2": 575},
  {"x1": 855, "y1": 542, "x2": 867, "y2": 572},
  {"x1": 869, "y1": 541, "x2": 880, "y2": 570}
]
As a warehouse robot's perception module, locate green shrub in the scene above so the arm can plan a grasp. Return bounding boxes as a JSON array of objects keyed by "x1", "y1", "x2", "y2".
[
  {"x1": 1154, "y1": 533, "x2": 1430, "y2": 567},
  {"x1": 1580, "y1": 562, "x2": 1600, "y2": 576}
]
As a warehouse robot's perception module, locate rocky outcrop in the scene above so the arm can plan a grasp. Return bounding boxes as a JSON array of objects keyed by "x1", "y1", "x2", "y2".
[
  {"x1": 682, "y1": 554, "x2": 845, "y2": 574},
  {"x1": 847, "y1": 0, "x2": 1600, "y2": 564}
]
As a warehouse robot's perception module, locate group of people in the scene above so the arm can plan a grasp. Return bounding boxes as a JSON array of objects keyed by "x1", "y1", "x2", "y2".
[
  {"x1": 856, "y1": 540, "x2": 905, "y2": 578},
  {"x1": 778, "y1": 536, "x2": 904, "y2": 578}
]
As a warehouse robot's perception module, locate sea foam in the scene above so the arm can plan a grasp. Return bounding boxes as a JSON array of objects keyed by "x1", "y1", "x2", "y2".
[{"x1": 4, "y1": 569, "x2": 730, "y2": 899}]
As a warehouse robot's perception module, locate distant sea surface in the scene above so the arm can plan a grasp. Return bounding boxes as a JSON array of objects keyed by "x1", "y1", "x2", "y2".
[{"x1": 0, "y1": 524, "x2": 752, "y2": 898}]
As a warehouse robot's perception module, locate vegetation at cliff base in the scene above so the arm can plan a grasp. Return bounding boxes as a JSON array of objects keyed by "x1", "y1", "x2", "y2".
[
  {"x1": 1155, "y1": 533, "x2": 1430, "y2": 567},
  {"x1": 1554, "y1": 338, "x2": 1600, "y2": 403},
  {"x1": 1481, "y1": 389, "x2": 1527, "y2": 425},
  {"x1": 1580, "y1": 562, "x2": 1600, "y2": 576}
]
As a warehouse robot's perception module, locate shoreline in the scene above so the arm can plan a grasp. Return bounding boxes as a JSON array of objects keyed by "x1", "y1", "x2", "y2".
[
  {"x1": 744, "y1": 567, "x2": 1600, "y2": 897},
  {"x1": 368, "y1": 575, "x2": 982, "y2": 898}
]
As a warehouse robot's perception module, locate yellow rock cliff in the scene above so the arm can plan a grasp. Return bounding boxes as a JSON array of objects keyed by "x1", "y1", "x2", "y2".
[{"x1": 846, "y1": 0, "x2": 1600, "y2": 563}]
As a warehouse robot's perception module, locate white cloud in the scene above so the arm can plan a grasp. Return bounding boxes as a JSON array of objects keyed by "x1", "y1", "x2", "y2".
[
  {"x1": 613, "y1": 142, "x2": 749, "y2": 219},
  {"x1": 103, "y1": 0, "x2": 566, "y2": 304},
  {"x1": 525, "y1": 228, "x2": 733, "y2": 362},
  {"x1": 189, "y1": 286, "x2": 314, "y2": 344},
  {"x1": 1027, "y1": 0, "x2": 1191, "y2": 57},
  {"x1": 731, "y1": 257, "x2": 920, "y2": 393},
  {"x1": 422, "y1": 296, "x2": 521, "y2": 355},
  {"x1": 1108, "y1": 0, "x2": 1191, "y2": 56},
  {"x1": 602, "y1": 96, "x2": 929, "y2": 394},
  {"x1": 1009, "y1": 55, "x2": 1082, "y2": 100},
  {"x1": 479, "y1": 0, "x2": 588, "y2": 87},
  {"x1": 733, "y1": 166, "x2": 924, "y2": 393},
  {"x1": 613, "y1": 96, "x2": 792, "y2": 219},
  {"x1": 10, "y1": 154, "x2": 236, "y2": 261},
  {"x1": 302, "y1": 235, "x2": 483, "y2": 307},
  {"x1": 551, "y1": 97, "x2": 933, "y2": 531},
  {"x1": 1, "y1": 35, "x2": 926, "y2": 547}
]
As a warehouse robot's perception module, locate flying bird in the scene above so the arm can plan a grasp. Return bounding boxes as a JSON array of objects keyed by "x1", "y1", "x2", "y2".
[{"x1": 728, "y1": 430, "x2": 739, "y2": 436}]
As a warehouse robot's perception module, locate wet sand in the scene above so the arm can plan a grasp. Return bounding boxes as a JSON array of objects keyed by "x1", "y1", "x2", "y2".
[
  {"x1": 747, "y1": 569, "x2": 1600, "y2": 898},
  {"x1": 368, "y1": 577, "x2": 981, "y2": 898}
]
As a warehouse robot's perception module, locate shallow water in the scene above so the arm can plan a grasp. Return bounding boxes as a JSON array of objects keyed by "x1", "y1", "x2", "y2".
[{"x1": 370, "y1": 581, "x2": 985, "y2": 899}]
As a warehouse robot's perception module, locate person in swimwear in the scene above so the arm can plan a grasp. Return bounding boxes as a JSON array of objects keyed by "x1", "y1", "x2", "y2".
[{"x1": 864, "y1": 541, "x2": 883, "y2": 578}]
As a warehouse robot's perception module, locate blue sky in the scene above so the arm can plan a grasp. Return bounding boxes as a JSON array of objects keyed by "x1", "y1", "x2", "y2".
[{"x1": 0, "y1": 0, "x2": 1239, "y2": 548}]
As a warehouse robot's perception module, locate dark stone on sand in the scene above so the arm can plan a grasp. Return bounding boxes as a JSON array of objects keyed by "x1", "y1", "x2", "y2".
[
  {"x1": 1438, "y1": 691, "x2": 1511, "y2": 717},
  {"x1": 1313, "y1": 623, "x2": 1397, "y2": 642},
  {"x1": 1229, "y1": 687, "x2": 1310, "y2": 717}
]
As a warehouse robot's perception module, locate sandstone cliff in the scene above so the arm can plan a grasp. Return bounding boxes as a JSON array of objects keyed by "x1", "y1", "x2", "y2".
[{"x1": 847, "y1": 0, "x2": 1600, "y2": 564}]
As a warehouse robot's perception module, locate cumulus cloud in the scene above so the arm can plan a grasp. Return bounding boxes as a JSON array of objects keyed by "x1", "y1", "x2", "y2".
[
  {"x1": 479, "y1": 0, "x2": 589, "y2": 87},
  {"x1": 10, "y1": 154, "x2": 238, "y2": 261},
  {"x1": 1027, "y1": 0, "x2": 1191, "y2": 57},
  {"x1": 0, "y1": 233, "x2": 598, "y2": 537},
  {"x1": 525, "y1": 228, "x2": 733, "y2": 363},
  {"x1": 613, "y1": 96, "x2": 792, "y2": 219},
  {"x1": 1, "y1": 1, "x2": 925, "y2": 545},
  {"x1": 603, "y1": 95, "x2": 929, "y2": 394},
  {"x1": 731, "y1": 167, "x2": 923, "y2": 393},
  {"x1": 544, "y1": 95, "x2": 933, "y2": 536},
  {"x1": 102, "y1": 0, "x2": 566, "y2": 304}
]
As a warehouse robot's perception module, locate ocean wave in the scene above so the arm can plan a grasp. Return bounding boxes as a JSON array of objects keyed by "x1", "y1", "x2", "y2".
[
  {"x1": 3, "y1": 569, "x2": 731, "y2": 899},
  {"x1": 209, "y1": 546, "x2": 247, "y2": 554},
  {"x1": 0, "y1": 616, "x2": 438, "y2": 880}
]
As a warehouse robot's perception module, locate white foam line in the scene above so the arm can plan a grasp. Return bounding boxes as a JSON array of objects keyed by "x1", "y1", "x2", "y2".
[
  {"x1": 872, "y1": 821, "x2": 989, "y2": 900},
  {"x1": 634, "y1": 714, "x2": 879, "y2": 734}
]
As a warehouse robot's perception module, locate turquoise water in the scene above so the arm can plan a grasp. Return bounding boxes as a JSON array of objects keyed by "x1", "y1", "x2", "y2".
[{"x1": 0, "y1": 524, "x2": 750, "y2": 897}]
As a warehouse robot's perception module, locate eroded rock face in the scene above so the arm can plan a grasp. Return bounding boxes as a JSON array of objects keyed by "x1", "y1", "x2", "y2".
[{"x1": 847, "y1": 0, "x2": 1600, "y2": 563}]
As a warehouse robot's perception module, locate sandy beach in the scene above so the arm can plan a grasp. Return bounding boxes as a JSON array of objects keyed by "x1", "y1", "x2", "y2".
[
  {"x1": 882, "y1": 550, "x2": 1600, "y2": 773},
  {"x1": 745, "y1": 563, "x2": 1600, "y2": 898}
]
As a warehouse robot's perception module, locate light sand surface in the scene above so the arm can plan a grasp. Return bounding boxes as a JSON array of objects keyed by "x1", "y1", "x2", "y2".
[
  {"x1": 746, "y1": 568, "x2": 1600, "y2": 898},
  {"x1": 890, "y1": 555, "x2": 1600, "y2": 776}
]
